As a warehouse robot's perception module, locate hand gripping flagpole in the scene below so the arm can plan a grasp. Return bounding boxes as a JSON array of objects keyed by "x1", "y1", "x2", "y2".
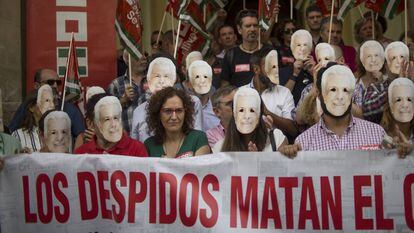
[{"x1": 61, "y1": 32, "x2": 74, "y2": 111}]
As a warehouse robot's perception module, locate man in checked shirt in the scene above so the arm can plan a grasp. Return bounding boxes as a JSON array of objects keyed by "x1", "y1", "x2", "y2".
[{"x1": 279, "y1": 64, "x2": 386, "y2": 157}]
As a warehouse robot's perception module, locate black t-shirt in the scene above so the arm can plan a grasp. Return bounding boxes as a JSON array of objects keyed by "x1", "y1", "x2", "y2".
[
  {"x1": 279, "y1": 66, "x2": 313, "y2": 105},
  {"x1": 220, "y1": 44, "x2": 273, "y2": 87},
  {"x1": 276, "y1": 44, "x2": 295, "y2": 68},
  {"x1": 211, "y1": 56, "x2": 224, "y2": 89}
]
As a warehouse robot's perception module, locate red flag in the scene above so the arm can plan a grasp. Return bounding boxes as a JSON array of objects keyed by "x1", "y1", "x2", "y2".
[
  {"x1": 62, "y1": 33, "x2": 84, "y2": 113},
  {"x1": 316, "y1": 0, "x2": 340, "y2": 16},
  {"x1": 365, "y1": 0, "x2": 403, "y2": 19},
  {"x1": 115, "y1": 0, "x2": 143, "y2": 59}
]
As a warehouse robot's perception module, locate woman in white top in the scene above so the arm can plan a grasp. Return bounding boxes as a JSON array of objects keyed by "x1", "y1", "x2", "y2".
[{"x1": 213, "y1": 87, "x2": 287, "y2": 153}]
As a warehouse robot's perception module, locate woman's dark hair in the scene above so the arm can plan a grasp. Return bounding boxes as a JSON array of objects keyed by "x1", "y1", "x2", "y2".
[
  {"x1": 38, "y1": 109, "x2": 55, "y2": 133},
  {"x1": 85, "y1": 93, "x2": 110, "y2": 122},
  {"x1": 221, "y1": 102, "x2": 268, "y2": 152},
  {"x1": 235, "y1": 9, "x2": 258, "y2": 27},
  {"x1": 381, "y1": 103, "x2": 414, "y2": 137},
  {"x1": 146, "y1": 87, "x2": 195, "y2": 144},
  {"x1": 275, "y1": 19, "x2": 297, "y2": 45},
  {"x1": 18, "y1": 91, "x2": 46, "y2": 132}
]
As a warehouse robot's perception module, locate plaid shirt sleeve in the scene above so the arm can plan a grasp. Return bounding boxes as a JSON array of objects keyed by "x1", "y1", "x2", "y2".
[{"x1": 362, "y1": 81, "x2": 389, "y2": 124}]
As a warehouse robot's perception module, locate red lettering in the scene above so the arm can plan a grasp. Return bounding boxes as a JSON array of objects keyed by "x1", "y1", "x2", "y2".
[
  {"x1": 53, "y1": 173, "x2": 70, "y2": 223},
  {"x1": 279, "y1": 177, "x2": 298, "y2": 229},
  {"x1": 149, "y1": 172, "x2": 156, "y2": 223},
  {"x1": 230, "y1": 176, "x2": 258, "y2": 228},
  {"x1": 298, "y1": 177, "x2": 320, "y2": 229},
  {"x1": 159, "y1": 173, "x2": 177, "y2": 224},
  {"x1": 128, "y1": 172, "x2": 147, "y2": 223},
  {"x1": 320, "y1": 176, "x2": 342, "y2": 229},
  {"x1": 374, "y1": 175, "x2": 394, "y2": 229},
  {"x1": 404, "y1": 174, "x2": 414, "y2": 230},
  {"x1": 36, "y1": 174, "x2": 53, "y2": 223},
  {"x1": 179, "y1": 174, "x2": 199, "y2": 226},
  {"x1": 200, "y1": 174, "x2": 219, "y2": 228},
  {"x1": 23, "y1": 176, "x2": 37, "y2": 223},
  {"x1": 260, "y1": 177, "x2": 282, "y2": 229},
  {"x1": 97, "y1": 171, "x2": 112, "y2": 220},
  {"x1": 354, "y1": 175, "x2": 374, "y2": 230},
  {"x1": 77, "y1": 172, "x2": 98, "y2": 220},
  {"x1": 110, "y1": 170, "x2": 126, "y2": 223}
]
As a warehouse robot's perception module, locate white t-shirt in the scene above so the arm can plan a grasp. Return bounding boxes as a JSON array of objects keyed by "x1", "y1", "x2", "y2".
[
  {"x1": 212, "y1": 128, "x2": 286, "y2": 153},
  {"x1": 261, "y1": 85, "x2": 295, "y2": 120}
]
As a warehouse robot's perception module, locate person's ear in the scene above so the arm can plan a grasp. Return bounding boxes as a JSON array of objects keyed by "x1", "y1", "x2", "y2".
[
  {"x1": 213, "y1": 106, "x2": 221, "y2": 118},
  {"x1": 253, "y1": 64, "x2": 261, "y2": 75},
  {"x1": 237, "y1": 25, "x2": 242, "y2": 35}
]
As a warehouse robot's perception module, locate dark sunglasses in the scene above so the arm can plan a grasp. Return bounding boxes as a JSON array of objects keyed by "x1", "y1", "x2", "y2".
[
  {"x1": 44, "y1": 79, "x2": 62, "y2": 86},
  {"x1": 284, "y1": 29, "x2": 296, "y2": 34}
]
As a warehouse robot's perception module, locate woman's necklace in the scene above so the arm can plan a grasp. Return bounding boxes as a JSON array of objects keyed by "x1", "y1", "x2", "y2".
[{"x1": 163, "y1": 135, "x2": 185, "y2": 158}]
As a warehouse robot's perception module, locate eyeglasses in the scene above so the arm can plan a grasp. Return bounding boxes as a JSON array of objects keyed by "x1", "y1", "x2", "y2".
[
  {"x1": 161, "y1": 108, "x2": 185, "y2": 116},
  {"x1": 43, "y1": 79, "x2": 62, "y2": 86},
  {"x1": 284, "y1": 29, "x2": 296, "y2": 34}
]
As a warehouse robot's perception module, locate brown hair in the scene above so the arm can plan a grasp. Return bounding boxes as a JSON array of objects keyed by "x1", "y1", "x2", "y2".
[
  {"x1": 380, "y1": 103, "x2": 414, "y2": 137},
  {"x1": 146, "y1": 87, "x2": 195, "y2": 144}
]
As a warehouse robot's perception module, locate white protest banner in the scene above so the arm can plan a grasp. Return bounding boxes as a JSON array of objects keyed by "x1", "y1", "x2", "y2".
[{"x1": 0, "y1": 151, "x2": 413, "y2": 232}]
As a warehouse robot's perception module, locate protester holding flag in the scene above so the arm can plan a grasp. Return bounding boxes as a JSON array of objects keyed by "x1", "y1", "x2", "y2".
[{"x1": 108, "y1": 50, "x2": 148, "y2": 134}]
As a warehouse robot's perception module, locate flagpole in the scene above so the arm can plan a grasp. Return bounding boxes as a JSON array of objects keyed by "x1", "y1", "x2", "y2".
[
  {"x1": 371, "y1": 10, "x2": 375, "y2": 40},
  {"x1": 128, "y1": 53, "x2": 132, "y2": 86},
  {"x1": 357, "y1": 5, "x2": 364, "y2": 18},
  {"x1": 61, "y1": 32, "x2": 74, "y2": 111},
  {"x1": 405, "y1": 0, "x2": 408, "y2": 43},
  {"x1": 290, "y1": 0, "x2": 293, "y2": 19},
  {"x1": 243, "y1": 0, "x2": 246, "y2": 10},
  {"x1": 258, "y1": 0, "x2": 261, "y2": 46},
  {"x1": 328, "y1": 0, "x2": 335, "y2": 44},
  {"x1": 174, "y1": 19, "x2": 182, "y2": 59},
  {"x1": 203, "y1": 4, "x2": 206, "y2": 24},
  {"x1": 171, "y1": 8, "x2": 175, "y2": 47},
  {"x1": 156, "y1": 11, "x2": 167, "y2": 45}
]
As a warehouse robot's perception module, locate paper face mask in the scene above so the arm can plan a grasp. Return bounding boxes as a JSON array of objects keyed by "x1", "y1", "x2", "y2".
[
  {"x1": 360, "y1": 41, "x2": 385, "y2": 72},
  {"x1": 37, "y1": 85, "x2": 55, "y2": 114},
  {"x1": 234, "y1": 96, "x2": 260, "y2": 134},
  {"x1": 322, "y1": 68, "x2": 354, "y2": 117},
  {"x1": 315, "y1": 43, "x2": 335, "y2": 67},
  {"x1": 97, "y1": 104, "x2": 123, "y2": 143},
  {"x1": 291, "y1": 30, "x2": 312, "y2": 61},
  {"x1": 188, "y1": 60, "x2": 212, "y2": 95},
  {"x1": 148, "y1": 58, "x2": 176, "y2": 94},
  {"x1": 265, "y1": 50, "x2": 279, "y2": 84},
  {"x1": 390, "y1": 84, "x2": 414, "y2": 123},
  {"x1": 385, "y1": 42, "x2": 409, "y2": 75},
  {"x1": 185, "y1": 51, "x2": 203, "y2": 71},
  {"x1": 45, "y1": 118, "x2": 71, "y2": 153}
]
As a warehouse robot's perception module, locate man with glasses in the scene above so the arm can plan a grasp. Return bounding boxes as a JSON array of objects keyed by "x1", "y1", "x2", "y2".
[
  {"x1": 305, "y1": 5, "x2": 323, "y2": 46},
  {"x1": 220, "y1": 9, "x2": 272, "y2": 88},
  {"x1": 8, "y1": 68, "x2": 85, "y2": 144},
  {"x1": 206, "y1": 85, "x2": 237, "y2": 148}
]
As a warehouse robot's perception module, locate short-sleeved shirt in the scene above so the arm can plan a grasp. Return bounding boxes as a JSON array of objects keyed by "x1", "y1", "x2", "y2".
[
  {"x1": 144, "y1": 129, "x2": 209, "y2": 158},
  {"x1": 220, "y1": 44, "x2": 273, "y2": 87},
  {"x1": 12, "y1": 127, "x2": 42, "y2": 152},
  {"x1": 75, "y1": 133, "x2": 148, "y2": 157},
  {"x1": 295, "y1": 116, "x2": 385, "y2": 151},
  {"x1": 279, "y1": 66, "x2": 313, "y2": 105},
  {"x1": 244, "y1": 81, "x2": 295, "y2": 120},
  {"x1": 206, "y1": 123, "x2": 226, "y2": 148},
  {"x1": 0, "y1": 133, "x2": 22, "y2": 156}
]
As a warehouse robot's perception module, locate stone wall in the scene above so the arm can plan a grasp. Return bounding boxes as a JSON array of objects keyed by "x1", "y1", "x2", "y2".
[{"x1": 0, "y1": 0, "x2": 21, "y2": 129}]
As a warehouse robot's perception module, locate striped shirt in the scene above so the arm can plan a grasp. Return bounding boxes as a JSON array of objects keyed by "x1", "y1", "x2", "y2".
[
  {"x1": 296, "y1": 116, "x2": 385, "y2": 151},
  {"x1": 12, "y1": 127, "x2": 42, "y2": 152}
]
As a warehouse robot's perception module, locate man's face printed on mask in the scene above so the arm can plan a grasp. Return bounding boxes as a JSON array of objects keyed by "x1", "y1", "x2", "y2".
[
  {"x1": 386, "y1": 43, "x2": 409, "y2": 75},
  {"x1": 189, "y1": 61, "x2": 212, "y2": 95},
  {"x1": 265, "y1": 50, "x2": 279, "y2": 84},
  {"x1": 45, "y1": 118, "x2": 71, "y2": 153},
  {"x1": 38, "y1": 86, "x2": 55, "y2": 114},
  {"x1": 97, "y1": 104, "x2": 123, "y2": 143},
  {"x1": 361, "y1": 41, "x2": 385, "y2": 72},
  {"x1": 291, "y1": 30, "x2": 312, "y2": 61},
  {"x1": 316, "y1": 43, "x2": 335, "y2": 67},
  {"x1": 234, "y1": 96, "x2": 260, "y2": 134},
  {"x1": 322, "y1": 73, "x2": 353, "y2": 117},
  {"x1": 148, "y1": 59, "x2": 176, "y2": 94},
  {"x1": 390, "y1": 85, "x2": 414, "y2": 123}
]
